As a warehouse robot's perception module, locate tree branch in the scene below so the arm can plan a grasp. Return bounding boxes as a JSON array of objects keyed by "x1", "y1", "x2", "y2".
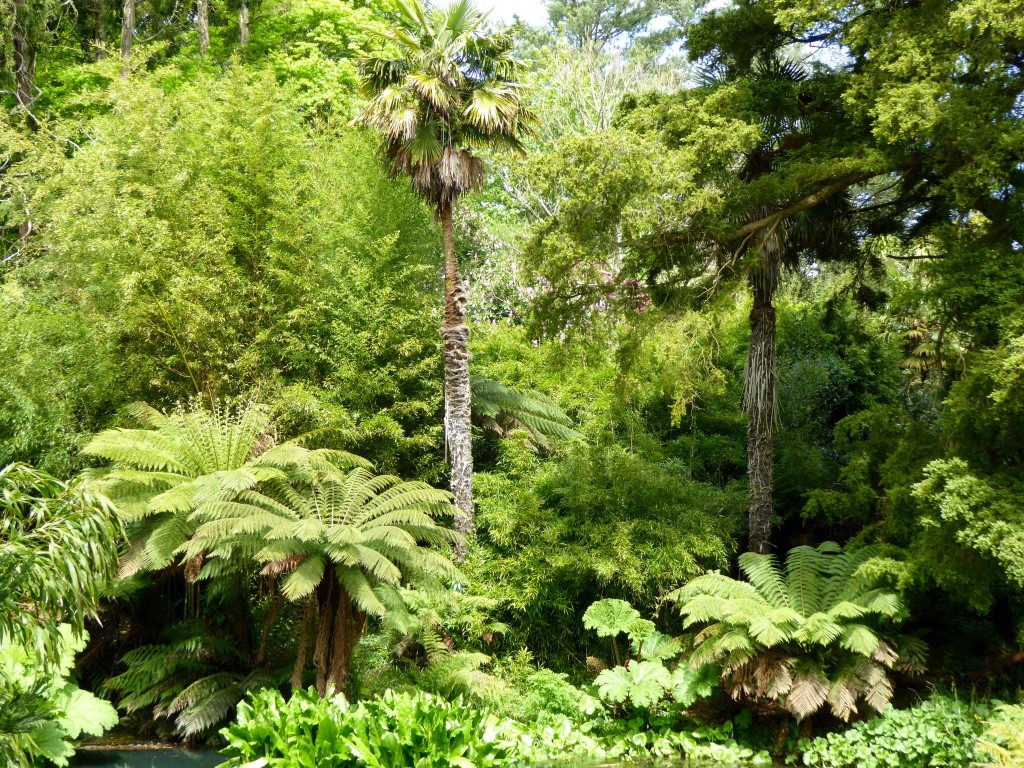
[{"x1": 733, "y1": 170, "x2": 880, "y2": 239}]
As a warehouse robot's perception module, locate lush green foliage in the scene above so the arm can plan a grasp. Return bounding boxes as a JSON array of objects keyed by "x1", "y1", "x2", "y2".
[
  {"x1": 582, "y1": 598, "x2": 718, "y2": 712},
  {"x1": 978, "y1": 704, "x2": 1024, "y2": 768},
  {"x1": 0, "y1": 628, "x2": 118, "y2": 767},
  {"x1": 220, "y1": 688, "x2": 518, "y2": 768},
  {"x1": 3, "y1": 0, "x2": 1024, "y2": 759},
  {"x1": 0, "y1": 465, "x2": 119, "y2": 764},
  {"x1": 0, "y1": 463, "x2": 120, "y2": 658},
  {"x1": 798, "y1": 697, "x2": 983, "y2": 768},
  {"x1": 672, "y1": 543, "x2": 924, "y2": 720},
  {"x1": 219, "y1": 686, "x2": 771, "y2": 767}
]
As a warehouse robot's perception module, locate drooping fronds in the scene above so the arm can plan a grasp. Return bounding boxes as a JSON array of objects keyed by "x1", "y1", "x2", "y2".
[
  {"x1": 190, "y1": 463, "x2": 465, "y2": 614},
  {"x1": 471, "y1": 375, "x2": 581, "y2": 449},
  {"x1": 82, "y1": 401, "x2": 370, "y2": 576},
  {"x1": 669, "y1": 542, "x2": 920, "y2": 721},
  {"x1": 357, "y1": 0, "x2": 536, "y2": 208},
  {"x1": 0, "y1": 463, "x2": 121, "y2": 664}
]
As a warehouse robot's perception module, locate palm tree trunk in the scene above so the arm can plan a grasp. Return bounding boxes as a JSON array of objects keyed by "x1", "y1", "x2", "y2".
[
  {"x1": 12, "y1": 0, "x2": 36, "y2": 128},
  {"x1": 120, "y1": 0, "x2": 134, "y2": 77},
  {"x1": 238, "y1": 0, "x2": 249, "y2": 46},
  {"x1": 439, "y1": 201, "x2": 473, "y2": 560},
  {"x1": 196, "y1": 0, "x2": 210, "y2": 56},
  {"x1": 745, "y1": 274, "x2": 778, "y2": 554},
  {"x1": 313, "y1": 566, "x2": 366, "y2": 696}
]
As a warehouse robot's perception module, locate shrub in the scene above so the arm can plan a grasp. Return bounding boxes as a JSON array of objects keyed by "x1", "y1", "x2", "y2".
[
  {"x1": 671, "y1": 542, "x2": 925, "y2": 721},
  {"x1": 977, "y1": 703, "x2": 1024, "y2": 768},
  {"x1": 798, "y1": 697, "x2": 982, "y2": 768},
  {"x1": 219, "y1": 686, "x2": 773, "y2": 768},
  {"x1": 219, "y1": 688, "x2": 517, "y2": 768},
  {"x1": 0, "y1": 627, "x2": 118, "y2": 767}
]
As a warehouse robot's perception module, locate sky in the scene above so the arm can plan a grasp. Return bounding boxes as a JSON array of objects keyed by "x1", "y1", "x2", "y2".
[{"x1": 480, "y1": 0, "x2": 549, "y2": 27}]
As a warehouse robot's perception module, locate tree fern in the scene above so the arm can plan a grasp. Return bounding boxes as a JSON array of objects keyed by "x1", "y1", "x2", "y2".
[
  {"x1": 83, "y1": 401, "x2": 369, "y2": 576},
  {"x1": 189, "y1": 463, "x2": 464, "y2": 695},
  {"x1": 470, "y1": 376, "x2": 581, "y2": 449},
  {"x1": 669, "y1": 542, "x2": 921, "y2": 721}
]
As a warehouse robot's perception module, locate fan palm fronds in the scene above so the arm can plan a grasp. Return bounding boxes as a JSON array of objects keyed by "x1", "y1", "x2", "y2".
[{"x1": 358, "y1": 0, "x2": 535, "y2": 208}]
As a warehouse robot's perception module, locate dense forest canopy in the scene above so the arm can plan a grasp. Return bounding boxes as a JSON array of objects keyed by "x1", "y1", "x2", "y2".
[{"x1": 1, "y1": 0, "x2": 1023, "y2": 764}]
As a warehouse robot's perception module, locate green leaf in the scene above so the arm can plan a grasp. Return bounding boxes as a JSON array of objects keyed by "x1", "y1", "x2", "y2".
[{"x1": 583, "y1": 599, "x2": 641, "y2": 638}]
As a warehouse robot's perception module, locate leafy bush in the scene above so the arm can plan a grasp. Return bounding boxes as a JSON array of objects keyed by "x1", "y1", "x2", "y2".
[
  {"x1": 220, "y1": 686, "x2": 771, "y2": 768},
  {"x1": 0, "y1": 463, "x2": 119, "y2": 765},
  {"x1": 671, "y1": 542, "x2": 925, "y2": 721},
  {"x1": 978, "y1": 703, "x2": 1024, "y2": 768},
  {"x1": 583, "y1": 598, "x2": 718, "y2": 712},
  {"x1": 220, "y1": 688, "x2": 517, "y2": 768},
  {"x1": 798, "y1": 697, "x2": 982, "y2": 768},
  {"x1": 0, "y1": 627, "x2": 118, "y2": 767},
  {"x1": 487, "y1": 649, "x2": 599, "y2": 722}
]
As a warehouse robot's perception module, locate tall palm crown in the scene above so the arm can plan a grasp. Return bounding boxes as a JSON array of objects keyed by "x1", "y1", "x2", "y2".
[{"x1": 358, "y1": 0, "x2": 535, "y2": 207}]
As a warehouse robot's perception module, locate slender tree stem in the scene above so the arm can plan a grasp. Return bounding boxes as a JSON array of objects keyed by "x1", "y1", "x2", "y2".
[
  {"x1": 238, "y1": 0, "x2": 250, "y2": 46},
  {"x1": 439, "y1": 201, "x2": 474, "y2": 561},
  {"x1": 120, "y1": 0, "x2": 134, "y2": 76},
  {"x1": 746, "y1": 274, "x2": 777, "y2": 554},
  {"x1": 196, "y1": 0, "x2": 210, "y2": 56}
]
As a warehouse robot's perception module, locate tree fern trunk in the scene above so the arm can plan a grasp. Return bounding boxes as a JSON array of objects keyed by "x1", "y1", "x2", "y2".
[
  {"x1": 120, "y1": 0, "x2": 134, "y2": 76},
  {"x1": 313, "y1": 566, "x2": 365, "y2": 696},
  {"x1": 291, "y1": 598, "x2": 313, "y2": 691},
  {"x1": 439, "y1": 202, "x2": 473, "y2": 560},
  {"x1": 745, "y1": 273, "x2": 778, "y2": 554},
  {"x1": 196, "y1": 0, "x2": 210, "y2": 56},
  {"x1": 238, "y1": 0, "x2": 249, "y2": 46}
]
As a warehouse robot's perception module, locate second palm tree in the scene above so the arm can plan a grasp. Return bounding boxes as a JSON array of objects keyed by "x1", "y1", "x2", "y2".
[{"x1": 358, "y1": 0, "x2": 534, "y2": 557}]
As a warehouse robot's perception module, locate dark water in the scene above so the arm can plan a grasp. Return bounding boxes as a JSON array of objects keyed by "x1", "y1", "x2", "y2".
[{"x1": 72, "y1": 750, "x2": 223, "y2": 768}]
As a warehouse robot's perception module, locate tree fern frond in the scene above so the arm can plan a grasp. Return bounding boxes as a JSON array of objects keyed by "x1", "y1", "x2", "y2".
[{"x1": 282, "y1": 555, "x2": 326, "y2": 601}]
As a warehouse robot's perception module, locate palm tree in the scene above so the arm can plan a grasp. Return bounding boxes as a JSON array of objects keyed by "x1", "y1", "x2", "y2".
[
  {"x1": 187, "y1": 464, "x2": 464, "y2": 695},
  {"x1": 358, "y1": 0, "x2": 535, "y2": 555},
  {"x1": 669, "y1": 542, "x2": 925, "y2": 722}
]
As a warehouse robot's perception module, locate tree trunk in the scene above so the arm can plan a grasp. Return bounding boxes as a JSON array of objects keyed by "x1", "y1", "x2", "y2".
[
  {"x1": 312, "y1": 566, "x2": 365, "y2": 697},
  {"x1": 291, "y1": 598, "x2": 314, "y2": 691},
  {"x1": 119, "y1": 0, "x2": 134, "y2": 76},
  {"x1": 196, "y1": 0, "x2": 210, "y2": 56},
  {"x1": 94, "y1": 0, "x2": 107, "y2": 60},
  {"x1": 12, "y1": 0, "x2": 36, "y2": 128},
  {"x1": 745, "y1": 273, "x2": 778, "y2": 554},
  {"x1": 439, "y1": 202, "x2": 474, "y2": 561},
  {"x1": 238, "y1": 0, "x2": 249, "y2": 46}
]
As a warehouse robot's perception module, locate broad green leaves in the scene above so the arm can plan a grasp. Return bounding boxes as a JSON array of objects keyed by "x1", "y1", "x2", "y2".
[
  {"x1": 582, "y1": 599, "x2": 641, "y2": 638},
  {"x1": 595, "y1": 661, "x2": 672, "y2": 708}
]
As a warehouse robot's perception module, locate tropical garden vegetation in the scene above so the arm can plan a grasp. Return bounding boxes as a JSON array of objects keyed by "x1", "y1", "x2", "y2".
[{"x1": 1, "y1": 0, "x2": 1023, "y2": 765}]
